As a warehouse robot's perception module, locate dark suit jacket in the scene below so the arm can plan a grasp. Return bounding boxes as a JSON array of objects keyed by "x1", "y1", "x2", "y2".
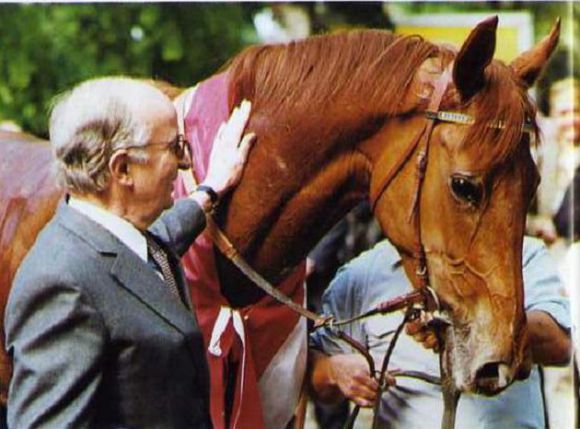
[{"x1": 5, "y1": 198, "x2": 212, "y2": 429}]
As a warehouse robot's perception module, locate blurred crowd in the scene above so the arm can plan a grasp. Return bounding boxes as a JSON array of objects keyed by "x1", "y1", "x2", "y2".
[
  {"x1": 530, "y1": 77, "x2": 579, "y2": 247},
  {"x1": 527, "y1": 77, "x2": 579, "y2": 429},
  {"x1": 529, "y1": 77, "x2": 578, "y2": 335}
]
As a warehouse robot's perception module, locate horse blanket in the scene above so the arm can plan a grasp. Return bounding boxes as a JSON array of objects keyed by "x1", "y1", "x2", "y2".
[{"x1": 173, "y1": 73, "x2": 307, "y2": 429}]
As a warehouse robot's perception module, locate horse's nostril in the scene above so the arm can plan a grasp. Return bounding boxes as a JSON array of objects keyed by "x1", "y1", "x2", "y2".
[
  {"x1": 475, "y1": 362, "x2": 511, "y2": 391},
  {"x1": 516, "y1": 364, "x2": 531, "y2": 381},
  {"x1": 475, "y1": 362, "x2": 500, "y2": 380}
]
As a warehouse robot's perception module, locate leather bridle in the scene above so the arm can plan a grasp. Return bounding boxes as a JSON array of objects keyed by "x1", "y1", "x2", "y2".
[
  {"x1": 338, "y1": 67, "x2": 456, "y2": 429},
  {"x1": 369, "y1": 63, "x2": 533, "y2": 298},
  {"x1": 369, "y1": 65, "x2": 453, "y2": 295}
]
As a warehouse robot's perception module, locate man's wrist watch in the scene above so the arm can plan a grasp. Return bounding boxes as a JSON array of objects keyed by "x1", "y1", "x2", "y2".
[{"x1": 195, "y1": 185, "x2": 219, "y2": 209}]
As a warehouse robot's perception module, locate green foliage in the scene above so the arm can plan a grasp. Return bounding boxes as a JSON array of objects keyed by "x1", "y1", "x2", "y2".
[
  {"x1": 0, "y1": 3, "x2": 259, "y2": 137},
  {"x1": 0, "y1": 2, "x2": 576, "y2": 136}
]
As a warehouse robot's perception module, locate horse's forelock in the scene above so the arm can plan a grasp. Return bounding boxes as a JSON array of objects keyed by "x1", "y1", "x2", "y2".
[{"x1": 457, "y1": 61, "x2": 540, "y2": 170}]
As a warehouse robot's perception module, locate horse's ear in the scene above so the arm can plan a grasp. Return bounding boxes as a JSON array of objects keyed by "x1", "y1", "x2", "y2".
[
  {"x1": 453, "y1": 16, "x2": 498, "y2": 101},
  {"x1": 510, "y1": 19, "x2": 560, "y2": 88}
]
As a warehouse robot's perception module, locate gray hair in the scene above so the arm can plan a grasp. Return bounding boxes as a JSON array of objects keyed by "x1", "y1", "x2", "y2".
[{"x1": 49, "y1": 77, "x2": 171, "y2": 194}]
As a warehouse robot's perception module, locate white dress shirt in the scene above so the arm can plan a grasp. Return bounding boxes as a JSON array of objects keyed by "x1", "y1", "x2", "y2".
[{"x1": 68, "y1": 197, "x2": 148, "y2": 263}]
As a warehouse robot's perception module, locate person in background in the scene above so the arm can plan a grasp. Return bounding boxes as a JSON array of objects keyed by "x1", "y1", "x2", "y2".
[
  {"x1": 4, "y1": 77, "x2": 255, "y2": 428},
  {"x1": 305, "y1": 202, "x2": 382, "y2": 428},
  {"x1": 308, "y1": 237, "x2": 571, "y2": 429},
  {"x1": 528, "y1": 77, "x2": 579, "y2": 428},
  {"x1": 529, "y1": 77, "x2": 579, "y2": 245}
]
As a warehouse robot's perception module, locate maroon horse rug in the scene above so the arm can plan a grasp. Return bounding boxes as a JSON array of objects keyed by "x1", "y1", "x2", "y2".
[{"x1": 173, "y1": 73, "x2": 307, "y2": 429}]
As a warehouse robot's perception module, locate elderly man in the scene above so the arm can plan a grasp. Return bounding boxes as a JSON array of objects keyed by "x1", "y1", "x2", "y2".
[
  {"x1": 5, "y1": 77, "x2": 254, "y2": 428},
  {"x1": 309, "y1": 237, "x2": 571, "y2": 429}
]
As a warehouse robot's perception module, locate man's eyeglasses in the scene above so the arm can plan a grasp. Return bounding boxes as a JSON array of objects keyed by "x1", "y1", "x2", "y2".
[{"x1": 124, "y1": 134, "x2": 188, "y2": 159}]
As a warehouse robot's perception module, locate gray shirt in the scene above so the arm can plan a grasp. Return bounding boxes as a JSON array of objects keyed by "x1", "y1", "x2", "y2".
[{"x1": 310, "y1": 237, "x2": 570, "y2": 429}]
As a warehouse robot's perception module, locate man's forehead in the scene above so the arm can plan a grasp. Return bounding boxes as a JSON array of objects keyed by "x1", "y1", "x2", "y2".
[{"x1": 133, "y1": 101, "x2": 177, "y2": 128}]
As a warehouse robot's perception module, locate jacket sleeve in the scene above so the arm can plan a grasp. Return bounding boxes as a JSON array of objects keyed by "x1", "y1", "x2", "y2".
[
  {"x1": 5, "y1": 273, "x2": 106, "y2": 429},
  {"x1": 149, "y1": 198, "x2": 207, "y2": 256}
]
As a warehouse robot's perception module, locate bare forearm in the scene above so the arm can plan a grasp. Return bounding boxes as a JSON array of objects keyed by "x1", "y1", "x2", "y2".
[
  {"x1": 527, "y1": 310, "x2": 571, "y2": 366},
  {"x1": 308, "y1": 349, "x2": 381, "y2": 407},
  {"x1": 308, "y1": 350, "x2": 346, "y2": 404}
]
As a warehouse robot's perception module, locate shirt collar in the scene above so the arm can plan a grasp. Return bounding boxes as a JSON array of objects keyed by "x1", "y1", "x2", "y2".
[{"x1": 68, "y1": 197, "x2": 148, "y2": 262}]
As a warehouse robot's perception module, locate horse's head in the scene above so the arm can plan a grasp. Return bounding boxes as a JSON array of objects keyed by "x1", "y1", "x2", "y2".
[
  {"x1": 221, "y1": 19, "x2": 557, "y2": 393},
  {"x1": 370, "y1": 17, "x2": 559, "y2": 395}
]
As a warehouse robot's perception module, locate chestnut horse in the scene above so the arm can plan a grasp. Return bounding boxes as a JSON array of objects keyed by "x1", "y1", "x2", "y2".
[{"x1": 0, "y1": 16, "x2": 559, "y2": 423}]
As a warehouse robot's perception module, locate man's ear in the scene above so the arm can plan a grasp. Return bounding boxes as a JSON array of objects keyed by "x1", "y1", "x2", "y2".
[{"x1": 109, "y1": 150, "x2": 134, "y2": 187}]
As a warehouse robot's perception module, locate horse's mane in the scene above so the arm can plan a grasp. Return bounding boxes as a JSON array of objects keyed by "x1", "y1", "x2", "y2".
[
  {"x1": 227, "y1": 30, "x2": 438, "y2": 118},
  {"x1": 227, "y1": 29, "x2": 539, "y2": 169}
]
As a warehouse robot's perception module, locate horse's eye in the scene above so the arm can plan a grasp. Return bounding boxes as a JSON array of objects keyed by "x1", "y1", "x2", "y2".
[{"x1": 449, "y1": 175, "x2": 483, "y2": 206}]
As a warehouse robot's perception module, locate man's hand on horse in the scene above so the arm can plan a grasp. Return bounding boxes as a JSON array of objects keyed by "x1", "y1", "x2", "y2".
[
  {"x1": 203, "y1": 99, "x2": 256, "y2": 197},
  {"x1": 405, "y1": 312, "x2": 441, "y2": 353},
  {"x1": 328, "y1": 353, "x2": 394, "y2": 407}
]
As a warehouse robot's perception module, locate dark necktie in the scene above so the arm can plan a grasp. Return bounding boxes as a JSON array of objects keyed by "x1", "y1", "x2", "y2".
[{"x1": 145, "y1": 234, "x2": 183, "y2": 303}]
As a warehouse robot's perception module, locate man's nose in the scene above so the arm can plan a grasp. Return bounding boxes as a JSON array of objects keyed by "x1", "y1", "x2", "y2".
[{"x1": 177, "y1": 151, "x2": 192, "y2": 170}]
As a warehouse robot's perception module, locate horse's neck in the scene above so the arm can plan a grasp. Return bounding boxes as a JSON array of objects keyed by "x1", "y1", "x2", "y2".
[
  {"x1": 218, "y1": 64, "x2": 430, "y2": 304},
  {"x1": 216, "y1": 146, "x2": 372, "y2": 305},
  {"x1": 218, "y1": 114, "x2": 424, "y2": 306},
  {"x1": 226, "y1": 150, "x2": 371, "y2": 278}
]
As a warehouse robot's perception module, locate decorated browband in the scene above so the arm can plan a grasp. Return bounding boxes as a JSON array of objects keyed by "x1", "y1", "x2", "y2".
[{"x1": 425, "y1": 110, "x2": 534, "y2": 134}]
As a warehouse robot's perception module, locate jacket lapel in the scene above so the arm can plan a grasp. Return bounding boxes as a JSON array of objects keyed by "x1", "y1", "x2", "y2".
[
  {"x1": 56, "y1": 200, "x2": 198, "y2": 338},
  {"x1": 110, "y1": 248, "x2": 198, "y2": 337}
]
